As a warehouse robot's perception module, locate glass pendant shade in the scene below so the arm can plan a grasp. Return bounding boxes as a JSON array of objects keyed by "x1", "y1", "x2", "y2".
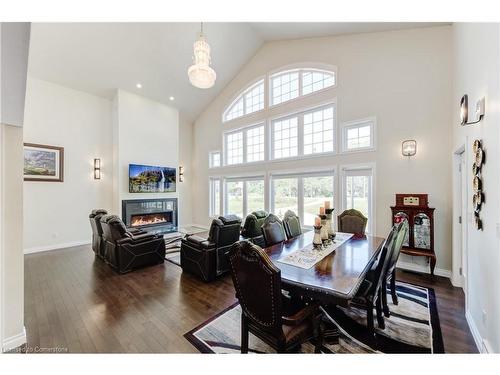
[{"x1": 188, "y1": 33, "x2": 216, "y2": 89}]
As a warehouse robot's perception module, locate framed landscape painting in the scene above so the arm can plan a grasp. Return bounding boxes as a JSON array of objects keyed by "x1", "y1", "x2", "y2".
[{"x1": 23, "y1": 143, "x2": 64, "y2": 182}]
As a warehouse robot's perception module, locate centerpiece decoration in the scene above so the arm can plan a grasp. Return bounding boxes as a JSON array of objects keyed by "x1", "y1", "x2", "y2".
[{"x1": 313, "y1": 216, "x2": 323, "y2": 248}]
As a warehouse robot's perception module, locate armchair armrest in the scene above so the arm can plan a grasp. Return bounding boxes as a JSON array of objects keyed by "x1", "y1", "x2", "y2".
[
  {"x1": 282, "y1": 302, "x2": 320, "y2": 327},
  {"x1": 184, "y1": 235, "x2": 216, "y2": 249},
  {"x1": 118, "y1": 233, "x2": 160, "y2": 245}
]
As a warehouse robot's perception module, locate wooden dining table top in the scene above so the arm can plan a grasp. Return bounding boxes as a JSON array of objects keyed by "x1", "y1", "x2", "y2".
[{"x1": 263, "y1": 231, "x2": 385, "y2": 304}]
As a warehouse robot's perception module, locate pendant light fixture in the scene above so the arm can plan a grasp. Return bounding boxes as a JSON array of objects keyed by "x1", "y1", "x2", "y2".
[{"x1": 187, "y1": 23, "x2": 216, "y2": 89}]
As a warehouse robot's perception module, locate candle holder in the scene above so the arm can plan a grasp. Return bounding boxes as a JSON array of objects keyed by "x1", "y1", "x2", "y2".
[
  {"x1": 313, "y1": 225, "x2": 323, "y2": 248},
  {"x1": 320, "y1": 214, "x2": 330, "y2": 244},
  {"x1": 325, "y1": 208, "x2": 336, "y2": 240}
]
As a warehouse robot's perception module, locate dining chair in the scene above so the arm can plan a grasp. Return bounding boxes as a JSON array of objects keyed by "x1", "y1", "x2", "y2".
[
  {"x1": 381, "y1": 219, "x2": 409, "y2": 317},
  {"x1": 261, "y1": 213, "x2": 287, "y2": 246},
  {"x1": 337, "y1": 209, "x2": 368, "y2": 235},
  {"x1": 228, "y1": 240, "x2": 323, "y2": 353},
  {"x1": 282, "y1": 210, "x2": 302, "y2": 239},
  {"x1": 351, "y1": 222, "x2": 400, "y2": 338}
]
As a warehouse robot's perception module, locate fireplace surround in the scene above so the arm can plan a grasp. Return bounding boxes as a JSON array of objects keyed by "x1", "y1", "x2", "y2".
[{"x1": 122, "y1": 198, "x2": 178, "y2": 234}]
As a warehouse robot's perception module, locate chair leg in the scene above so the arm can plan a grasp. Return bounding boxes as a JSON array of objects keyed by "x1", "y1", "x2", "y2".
[
  {"x1": 382, "y1": 278, "x2": 390, "y2": 317},
  {"x1": 390, "y1": 269, "x2": 398, "y2": 305},
  {"x1": 241, "y1": 314, "x2": 249, "y2": 354},
  {"x1": 314, "y1": 317, "x2": 324, "y2": 353},
  {"x1": 376, "y1": 293, "x2": 385, "y2": 330},
  {"x1": 366, "y1": 300, "x2": 375, "y2": 336}
]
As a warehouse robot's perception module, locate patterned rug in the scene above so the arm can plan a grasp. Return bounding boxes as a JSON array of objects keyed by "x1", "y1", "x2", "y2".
[{"x1": 184, "y1": 281, "x2": 444, "y2": 353}]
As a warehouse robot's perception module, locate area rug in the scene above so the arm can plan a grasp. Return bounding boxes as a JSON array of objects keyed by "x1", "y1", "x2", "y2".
[{"x1": 184, "y1": 281, "x2": 444, "y2": 354}]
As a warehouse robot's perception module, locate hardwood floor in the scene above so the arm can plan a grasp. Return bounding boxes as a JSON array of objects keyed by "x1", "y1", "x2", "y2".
[{"x1": 24, "y1": 245, "x2": 478, "y2": 353}]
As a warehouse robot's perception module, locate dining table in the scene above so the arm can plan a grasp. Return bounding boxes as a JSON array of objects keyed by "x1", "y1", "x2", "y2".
[{"x1": 263, "y1": 230, "x2": 385, "y2": 307}]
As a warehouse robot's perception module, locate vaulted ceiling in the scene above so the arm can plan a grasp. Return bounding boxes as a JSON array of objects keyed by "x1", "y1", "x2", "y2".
[{"x1": 28, "y1": 22, "x2": 447, "y2": 123}]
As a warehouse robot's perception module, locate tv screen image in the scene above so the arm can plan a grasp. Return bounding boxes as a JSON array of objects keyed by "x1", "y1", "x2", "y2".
[{"x1": 129, "y1": 164, "x2": 176, "y2": 193}]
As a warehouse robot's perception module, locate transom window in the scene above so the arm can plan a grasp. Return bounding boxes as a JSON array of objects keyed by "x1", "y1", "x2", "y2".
[
  {"x1": 226, "y1": 131, "x2": 244, "y2": 165},
  {"x1": 341, "y1": 118, "x2": 376, "y2": 152},
  {"x1": 224, "y1": 124, "x2": 265, "y2": 166},
  {"x1": 270, "y1": 68, "x2": 336, "y2": 106},
  {"x1": 223, "y1": 79, "x2": 264, "y2": 122},
  {"x1": 246, "y1": 125, "x2": 265, "y2": 162}
]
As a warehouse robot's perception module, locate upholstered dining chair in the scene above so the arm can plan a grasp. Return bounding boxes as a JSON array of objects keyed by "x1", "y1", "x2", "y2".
[
  {"x1": 261, "y1": 213, "x2": 287, "y2": 247},
  {"x1": 381, "y1": 220, "x2": 409, "y2": 317},
  {"x1": 228, "y1": 240, "x2": 323, "y2": 353},
  {"x1": 282, "y1": 210, "x2": 302, "y2": 240},
  {"x1": 337, "y1": 209, "x2": 368, "y2": 235},
  {"x1": 350, "y1": 222, "x2": 400, "y2": 338},
  {"x1": 240, "y1": 210, "x2": 268, "y2": 247}
]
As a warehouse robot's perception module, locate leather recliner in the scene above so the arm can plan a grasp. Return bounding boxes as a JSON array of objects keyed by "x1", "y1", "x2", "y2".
[
  {"x1": 100, "y1": 215, "x2": 165, "y2": 274},
  {"x1": 89, "y1": 209, "x2": 108, "y2": 259},
  {"x1": 180, "y1": 215, "x2": 242, "y2": 282},
  {"x1": 241, "y1": 210, "x2": 268, "y2": 247}
]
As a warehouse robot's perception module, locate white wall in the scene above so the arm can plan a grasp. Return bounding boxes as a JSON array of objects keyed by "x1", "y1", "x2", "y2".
[
  {"x1": 178, "y1": 115, "x2": 193, "y2": 225},
  {"x1": 192, "y1": 26, "x2": 453, "y2": 272},
  {"x1": 23, "y1": 78, "x2": 113, "y2": 252},
  {"x1": 452, "y1": 23, "x2": 500, "y2": 353},
  {"x1": 112, "y1": 90, "x2": 179, "y2": 216}
]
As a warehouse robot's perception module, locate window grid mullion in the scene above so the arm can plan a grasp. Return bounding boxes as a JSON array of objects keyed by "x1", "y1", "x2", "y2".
[{"x1": 298, "y1": 113, "x2": 304, "y2": 156}]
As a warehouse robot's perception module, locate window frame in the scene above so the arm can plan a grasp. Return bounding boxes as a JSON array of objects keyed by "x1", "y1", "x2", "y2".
[
  {"x1": 341, "y1": 117, "x2": 377, "y2": 153},
  {"x1": 208, "y1": 150, "x2": 222, "y2": 168},
  {"x1": 223, "y1": 175, "x2": 266, "y2": 218},
  {"x1": 340, "y1": 163, "x2": 376, "y2": 234},
  {"x1": 270, "y1": 168, "x2": 336, "y2": 228},
  {"x1": 223, "y1": 78, "x2": 266, "y2": 123},
  {"x1": 223, "y1": 122, "x2": 266, "y2": 166},
  {"x1": 270, "y1": 101, "x2": 337, "y2": 161},
  {"x1": 268, "y1": 66, "x2": 337, "y2": 108}
]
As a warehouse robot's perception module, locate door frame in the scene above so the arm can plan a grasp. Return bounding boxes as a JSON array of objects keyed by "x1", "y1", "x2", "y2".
[{"x1": 452, "y1": 143, "x2": 468, "y2": 301}]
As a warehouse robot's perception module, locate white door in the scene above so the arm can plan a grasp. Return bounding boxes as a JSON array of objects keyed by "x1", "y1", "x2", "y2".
[{"x1": 458, "y1": 151, "x2": 468, "y2": 292}]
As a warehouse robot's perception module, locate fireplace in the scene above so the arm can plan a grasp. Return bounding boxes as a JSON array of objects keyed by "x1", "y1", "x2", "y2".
[{"x1": 122, "y1": 198, "x2": 178, "y2": 234}]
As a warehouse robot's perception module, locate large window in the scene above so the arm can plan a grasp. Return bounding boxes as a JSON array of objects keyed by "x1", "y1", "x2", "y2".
[
  {"x1": 341, "y1": 118, "x2": 376, "y2": 152},
  {"x1": 303, "y1": 106, "x2": 335, "y2": 155},
  {"x1": 209, "y1": 151, "x2": 221, "y2": 168},
  {"x1": 209, "y1": 178, "x2": 221, "y2": 217},
  {"x1": 270, "y1": 68, "x2": 336, "y2": 106},
  {"x1": 224, "y1": 124, "x2": 265, "y2": 166},
  {"x1": 223, "y1": 79, "x2": 265, "y2": 122},
  {"x1": 272, "y1": 103, "x2": 335, "y2": 160},
  {"x1": 225, "y1": 177, "x2": 265, "y2": 218},
  {"x1": 272, "y1": 116, "x2": 298, "y2": 159},
  {"x1": 271, "y1": 171, "x2": 334, "y2": 226},
  {"x1": 342, "y1": 167, "x2": 373, "y2": 233}
]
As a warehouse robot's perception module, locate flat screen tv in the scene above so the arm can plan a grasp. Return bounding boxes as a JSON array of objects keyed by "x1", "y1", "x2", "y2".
[{"x1": 129, "y1": 164, "x2": 176, "y2": 193}]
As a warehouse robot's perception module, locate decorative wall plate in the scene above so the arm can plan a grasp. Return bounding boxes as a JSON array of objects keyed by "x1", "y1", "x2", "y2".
[
  {"x1": 476, "y1": 191, "x2": 484, "y2": 205},
  {"x1": 473, "y1": 193, "x2": 477, "y2": 207},
  {"x1": 472, "y1": 163, "x2": 478, "y2": 175},
  {"x1": 475, "y1": 147, "x2": 484, "y2": 168},
  {"x1": 473, "y1": 139, "x2": 482, "y2": 153},
  {"x1": 473, "y1": 176, "x2": 482, "y2": 191},
  {"x1": 475, "y1": 217, "x2": 483, "y2": 230}
]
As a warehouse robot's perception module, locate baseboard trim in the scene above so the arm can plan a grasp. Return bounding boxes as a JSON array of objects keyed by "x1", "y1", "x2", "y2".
[
  {"x1": 2, "y1": 327, "x2": 26, "y2": 352},
  {"x1": 24, "y1": 240, "x2": 91, "y2": 254},
  {"x1": 466, "y1": 310, "x2": 484, "y2": 353},
  {"x1": 397, "y1": 260, "x2": 452, "y2": 279}
]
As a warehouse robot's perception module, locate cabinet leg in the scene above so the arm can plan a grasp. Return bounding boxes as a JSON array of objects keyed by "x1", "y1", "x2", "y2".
[{"x1": 430, "y1": 255, "x2": 436, "y2": 276}]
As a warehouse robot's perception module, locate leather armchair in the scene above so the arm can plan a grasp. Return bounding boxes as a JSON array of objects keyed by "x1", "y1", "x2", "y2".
[
  {"x1": 338, "y1": 209, "x2": 368, "y2": 235},
  {"x1": 241, "y1": 210, "x2": 268, "y2": 247},
  {"x1": 181, "y1": 215, "x2": 241, "y2": 282},
  {"x1": 89, "y1": 209, "x2": 108, "y2": 259},
  {"x1": 262, "y1": 213, "x2": 287, "y2": 247},
  {"x1": 283, "y1": 210, "x2": 302, "y2": 239},
  {"x1": 100, "y1": 215, "x2": 165, "y2": 274}
]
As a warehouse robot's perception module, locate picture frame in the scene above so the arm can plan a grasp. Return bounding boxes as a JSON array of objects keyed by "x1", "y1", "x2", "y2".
[{"x1": 23, "y1": 143, "x2": 64, "y2": 182}]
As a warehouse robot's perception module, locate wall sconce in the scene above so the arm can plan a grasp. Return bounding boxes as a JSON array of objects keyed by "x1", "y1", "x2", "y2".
[
  {"x1": 460, "y1": 94, "x2": 485, "y2": 126},
  {"x1": 179, "y1": 165, "x2": 184, "y2": 182},
  {"x1": 402, "y1": 140, "x2": 417, "y2": 158},
  {"x1": 94, "y1": 158, "x2": 101, "y2": 180}
]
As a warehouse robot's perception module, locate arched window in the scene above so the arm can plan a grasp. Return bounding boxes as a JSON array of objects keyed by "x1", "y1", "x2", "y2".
[
  {"x1": 223, "y1": 79, "x2": 265, "y2": 122},
  {"x1": 270, "y1": 68, "x2": 335, "y2": 106}
]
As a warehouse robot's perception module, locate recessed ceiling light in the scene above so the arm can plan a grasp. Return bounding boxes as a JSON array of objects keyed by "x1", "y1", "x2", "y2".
[
  {"x1": 136, "y1": 83, "x2": 142, "y2": 89},
  {"x1": 169, "y1": 96, "x2": 175, "y2": 101}
]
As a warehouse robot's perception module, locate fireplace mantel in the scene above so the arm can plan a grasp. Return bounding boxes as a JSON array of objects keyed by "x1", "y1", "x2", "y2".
[{"x1": 122, "y1": 198, "x2": 178, "y2": 234}]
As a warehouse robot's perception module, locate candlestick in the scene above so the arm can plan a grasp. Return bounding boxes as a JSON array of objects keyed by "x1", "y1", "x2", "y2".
[
  {"x1": 325, "y1": 201, "x2": 330, "y2": 210},
  {"x1": 314, "y1": 216, "x2": 321, "y2": 227},
  {"x1": 320, "y1": 214, "x2": 329, "y2": 243},
  {"x1": 319, "y1": 206, "x2": 325, "y2": 215},
  {"x1": 313, "y1": 225, "x2": 323, "y2": 247}
]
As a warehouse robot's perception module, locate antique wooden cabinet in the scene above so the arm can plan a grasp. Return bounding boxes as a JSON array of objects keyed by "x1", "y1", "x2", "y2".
[{"x1": 390, "y1": 194, "x2": 436, "y2": 275}]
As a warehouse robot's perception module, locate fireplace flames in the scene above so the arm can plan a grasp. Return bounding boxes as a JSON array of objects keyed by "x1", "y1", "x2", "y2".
[{"x1": 130, "y1": 213, "x2": 169, "y2": 227}]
